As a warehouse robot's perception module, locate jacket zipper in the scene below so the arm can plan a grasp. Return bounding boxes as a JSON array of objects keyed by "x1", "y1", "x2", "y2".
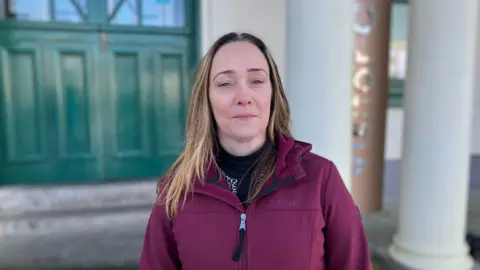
[
  {"x1": 242, "y1": 217, "x2": 248, "y2": 270},
  {"x1": 232, "y1": 213, "x2": 247, "y2": 264}
]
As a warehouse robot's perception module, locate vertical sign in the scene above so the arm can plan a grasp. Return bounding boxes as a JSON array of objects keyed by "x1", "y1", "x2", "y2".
[{"x1": 351, "y1": 0, "x2": 392, "y2": 212}]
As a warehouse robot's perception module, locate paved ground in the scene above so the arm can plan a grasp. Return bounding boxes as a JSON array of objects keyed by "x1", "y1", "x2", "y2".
[
  {"x1": 0, "y1": 210, "x2": 148, "y2": 268},
  {"x1": 363, "y1": 189, "x2": 480, "y2": 269}
]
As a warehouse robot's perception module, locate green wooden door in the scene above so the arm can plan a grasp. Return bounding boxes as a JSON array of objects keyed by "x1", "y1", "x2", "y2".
[
  {"x1": 0, "y1": 0, "x2": 197, "y2": 185},
  {"x1": 101, "y1": 37, "x2": 190, "y2": 180},
  {"x1": 44, "y1": 35, "x2": 104, "y2": 182},
  {"x1": 0, "y1": 7, "x2": 103, "y2": 184}
]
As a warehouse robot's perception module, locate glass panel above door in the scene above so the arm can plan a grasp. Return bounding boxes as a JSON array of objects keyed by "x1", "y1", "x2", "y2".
[
  {"x1": 107, "y1": 0, "x2": 138, "y2": 25},
  {"x1": 107, "y1": 0, "x2": 185, "y2": 27},
  {"x1": 10, "y1": 0, "x2": 49, "y2": 21},
  {"x1": 9, "y1": 0, "x2": 88, "y2": 23},
  {"x1": 54, "y1": 0, "x2": 87, "y2": 23},
  {"x1": 142, "y1": 0, "x2": 184, "y2": 27}
]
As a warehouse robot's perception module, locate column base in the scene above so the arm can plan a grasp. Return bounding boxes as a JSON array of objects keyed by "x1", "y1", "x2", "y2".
[{"x1": 388, "y1": 235, "x2": 475, "y2": 270}]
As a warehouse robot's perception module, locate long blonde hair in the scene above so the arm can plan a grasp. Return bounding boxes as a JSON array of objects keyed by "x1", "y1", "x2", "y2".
[{"x1": 158, "y1": 32, "x2": 292, "y2": 219}]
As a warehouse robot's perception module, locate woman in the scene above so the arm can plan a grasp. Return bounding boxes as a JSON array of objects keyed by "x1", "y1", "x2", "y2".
[{"x1": 139, "y1": 32, "x2": 372, "y2": 270}]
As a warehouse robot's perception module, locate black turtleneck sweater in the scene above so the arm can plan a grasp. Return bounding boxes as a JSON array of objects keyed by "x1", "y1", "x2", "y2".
[{"x1": 216, "y1": 142, "x2": 268, "y2": 205}]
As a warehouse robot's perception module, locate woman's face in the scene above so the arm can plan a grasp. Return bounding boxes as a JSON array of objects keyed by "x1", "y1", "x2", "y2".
[{"x1": 209, "y1": 41, "x2": 272, "y2": 146}]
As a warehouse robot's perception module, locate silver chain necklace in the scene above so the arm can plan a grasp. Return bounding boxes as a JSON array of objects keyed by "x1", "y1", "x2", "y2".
[
  {"x1": 219, "y1": 169, "x2": 240, "y2": 194},
  {"x1": 219, "y1": 168, "x2": 266, "y2": 195}
]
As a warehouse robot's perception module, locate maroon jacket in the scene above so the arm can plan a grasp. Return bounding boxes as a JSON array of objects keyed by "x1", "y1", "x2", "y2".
[{"x1": 139, "y1": 136, "x2": 372, "y2": 270}]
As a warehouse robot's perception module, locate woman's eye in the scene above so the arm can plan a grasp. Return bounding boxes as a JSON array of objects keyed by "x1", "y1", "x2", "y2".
[
  {"x1": 218, "y1": 82, "x2": 233, "y2": 87},
  {"x1": 251, "y1": 79, "x2": 264, "y2": 84}
]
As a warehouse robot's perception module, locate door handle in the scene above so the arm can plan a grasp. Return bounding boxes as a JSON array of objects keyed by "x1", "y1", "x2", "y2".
[{"x1": 100, "y1": 31, "x2": 108, "y2": 51}]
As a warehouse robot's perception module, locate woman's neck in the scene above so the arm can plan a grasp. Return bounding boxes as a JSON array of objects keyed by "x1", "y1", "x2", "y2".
[
  {"x1": 216, "y1": 139, "x2": 269, "y2": 180},
  {"x1": 218, "y1": 135, "x2": 266, "y2": 156}
]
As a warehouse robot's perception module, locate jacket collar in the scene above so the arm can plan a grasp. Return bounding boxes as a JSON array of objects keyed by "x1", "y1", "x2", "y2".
[{"x1": 192, "y1": 135, "x2": 312, "y2": 211}]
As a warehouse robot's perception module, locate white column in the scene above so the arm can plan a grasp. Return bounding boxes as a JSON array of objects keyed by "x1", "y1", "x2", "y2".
[
  {"x1": 388, "y1": 1, "x2": 478, "y2": 269},
  {"x1": 286, "y1": 0, "x2": 354, "y2": 190}
]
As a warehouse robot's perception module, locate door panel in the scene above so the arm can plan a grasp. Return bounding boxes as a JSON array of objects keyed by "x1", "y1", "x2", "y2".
[
  {"x1": 54, "y1": 49, "x2": 94, "y2": 159},
  {"x1": 46, "y1": 39, "x2": 102, "y2": 182},
  {"x1": 152, "y1": 46, "x2": 189, "y2": 173},
  {"x1": 2, "y1": 43, "x2": 47, "y2": 162},
  {"x1": 154, "y1": 50, "x2": 187, "y2": 155},
  {"x1": 102, "y1": 44, "x2": 154, "y2": 179},
  {"x1": 0, "y1": 34, "x2": 103, "y2": 184},
  {"x1": 102, "y1": 39, "x2": 188, "y2": 180},
  {"x1": 109, "y1": 47, "x2": 149, "y2": 156},
  {"x1": 0, "y1": 41, "x2": 50, "y2": 184}
]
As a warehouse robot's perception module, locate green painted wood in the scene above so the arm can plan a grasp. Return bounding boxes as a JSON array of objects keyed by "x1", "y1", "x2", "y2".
[
  {"x1": 100, "y1": 35, "x2": 189, "y2": 181},
  {"x1": 2, "y1": 42, "x2": 47, "y2": 163},
  {"x1": 0, "y1": 32, "x2": 103, "y2": 184},
  {"x1": 0, "y1": 40, "x2": 52, "y2": 183},
  {"x1": 0, "y1": 0, "x2": 197, "y2": 185},
  {"x1": 46, "y1": 37, "x2": 104, "y2": 182},
  {"x1": 388, "y1": 0, "x2": 408, "y2": 107},
  {"x1": 388, "y1": 78, "x2": 404, "y2": 107}
]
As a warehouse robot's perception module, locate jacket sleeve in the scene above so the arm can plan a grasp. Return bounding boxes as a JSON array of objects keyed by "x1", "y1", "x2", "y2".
[
  {"x1": 138, "y1": 200, "x2": 181, "y2": 270},
  {"x1": 322, "y1": 161, "x2": 372, "y2": 270}
]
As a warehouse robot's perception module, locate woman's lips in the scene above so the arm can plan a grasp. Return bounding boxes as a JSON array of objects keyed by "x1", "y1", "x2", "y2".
[{"x1": 233, "y1": 114, "x2": 256, "y2": 119}]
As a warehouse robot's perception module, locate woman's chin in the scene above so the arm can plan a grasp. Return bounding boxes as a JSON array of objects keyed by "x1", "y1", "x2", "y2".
[{"x1": 230, "y1": 132, "x2": 265, "y2": 143}]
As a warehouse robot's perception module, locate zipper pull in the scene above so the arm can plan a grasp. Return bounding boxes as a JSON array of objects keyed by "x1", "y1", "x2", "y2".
[
  {"x1": 239, "y1": 213, "x2": 246, "y2": 230},
  {"x1": 232, "y1": 213, "x2": 247, "y2": 261}
]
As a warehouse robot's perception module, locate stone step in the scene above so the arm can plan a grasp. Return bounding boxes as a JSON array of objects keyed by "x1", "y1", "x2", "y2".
[
  {"x1": 0, "y1": 180, "x2": 157, "y2": 218},
  {"x1": 0, "y1": 208, "x2": 150, "y2": 269}
]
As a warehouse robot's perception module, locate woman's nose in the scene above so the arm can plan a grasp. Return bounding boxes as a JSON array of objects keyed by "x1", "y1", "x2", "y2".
[
  {"x1": 235, "y1": 83, "x2": 253, "y2": 105},
  {"x1": 237, "y1": 98, "x2": 252, "y2": 106}
]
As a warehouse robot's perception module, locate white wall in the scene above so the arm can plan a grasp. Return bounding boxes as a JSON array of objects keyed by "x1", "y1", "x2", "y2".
[
  {"x1": 473, "y1": 22, "x2": 480, "y2": 155},
  {"x1": 474, "y1": 87, "x2": 480, "y2": 155},
  {"x1": 200, "y1": 0, "x2": 480, "y2": 158},
  {"x1": 200, "y1": 0, "x2": 286, "y2": 78}
]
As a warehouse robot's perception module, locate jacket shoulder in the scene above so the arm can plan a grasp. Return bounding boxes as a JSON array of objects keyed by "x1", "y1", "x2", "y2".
[
  {"x1": 300, "y1": 151, "x2": 332, "y2": 168},
  {"x1": 296, "y1": 147, "x2": 336, "y2": 186},
  {"x1": 288, "y1": 139, "x2": 335, "y2": 178},
  {"x1": 290, "y1": 139, "x2": 332, "y2": 167}
]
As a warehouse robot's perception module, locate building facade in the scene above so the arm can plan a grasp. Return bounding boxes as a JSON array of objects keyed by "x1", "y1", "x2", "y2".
[{"x1": 0, "y1": 0, "x2": 479, "y2": 269}]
